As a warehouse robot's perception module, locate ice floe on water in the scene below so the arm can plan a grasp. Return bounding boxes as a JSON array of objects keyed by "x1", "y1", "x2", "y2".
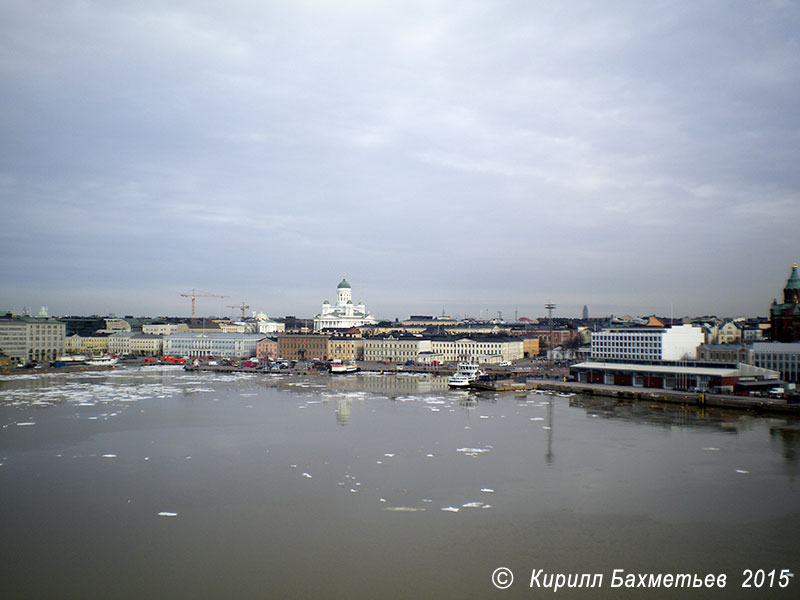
[
  {"x1": 101, "y1": 454, "x2": 117, "y2": 458},
  {"x1": 480, "y1": 488, "x2": 495, "y2": 493},
  {"x1": 157, "y1": 512, "x2": 178, "y2": 517},
  {"x1": 457, "y1": 447, "x2": 492, "y2": 456},
  {"x1": 703, "y1": 447, "x2": 720, "y2": 451},
  {"x1": 383, "y1": 507, "x2": 426, "y2": 512},
  {"x1": 301, "y1": 472, "x2": 312, "y2": 478},
  {"x1": 441, "y1": 506, "x2": 460, "y2": 513},
  {"x1": 736, "y1": 469, "x2": 750, "y2": 474}
]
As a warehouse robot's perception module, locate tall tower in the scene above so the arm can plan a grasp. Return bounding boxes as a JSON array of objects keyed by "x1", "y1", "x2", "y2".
[{"x1": 582, "y1": 305, "x2": 589, "y2": 320}]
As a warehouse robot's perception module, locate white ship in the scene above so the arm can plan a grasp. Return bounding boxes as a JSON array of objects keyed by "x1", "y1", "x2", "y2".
[
  {"x1": 86, "y1": 355, "x2": 119, "y2": 366},
  {"x1": 330, "y1": 360, "x2": 359, "y2": 374},
  {"x1": 447, "y1": 363, "x2": 484, "y2": 388}
]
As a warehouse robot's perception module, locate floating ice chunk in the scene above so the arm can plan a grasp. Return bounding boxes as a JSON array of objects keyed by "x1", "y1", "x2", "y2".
[
  {"x1": 441, "y1": 506, "x2": 460, "y2": 513},
  {"x1": 480, "y1": 488, "x2": 495, "y2": 493},
  {"x1": 157, "y1": 512, "x2": 178, "y2": 517},
  {"x1": 462, "y1": 501, "x2": 485, "y2": 508},
  {"x1": 482, "y1": 504, "x2": 492, "y2": 509},
  {"x1": 480, "y1": 415, "x2": 489, "y2": 419},
  {"x1": 144, "y1": 457, "x2": 150, "y2": 461},
  {"x1": 376, "y1": 460, "x2": 383, "y2": 464},
  {"x1": 384, "y1": 507, "x2": 426, "y2": 512},
  {"x1": 703, "y1": 447, "x2": 720, "y2": 451},
  {"x1": 530, "y1": 417, "x2": 543, "y2": 421},
  {"x1": 301, "y1": 472, "x2": 312, "y2": 478},
  {"x1": 379, "y1": 498, "x2": 386, "y2": 503},
  {"x1": 426, "y1": 454, "x2": 434, "y2": 458},
  {"x1": 736, "y1": 469, "x2": 749, "y2": 474},
  {"x1": 384, "y1": 453, "x2": 395, "y2": 457},
  {"x1": 102, "y1": 454, "x2": 117, "y2": 458},
  {"x1": 16, "y1": 422, "x2": 35, "y2": 426},
  {"x1": 290, "y1": 464, "x2": 297, "y2": 468},
  {"x1": 542, "y1": 426, "x2": 551, "y2": 430},
  {"x1": 350, "y1": 489, "x2": 359, "y2": 493}
]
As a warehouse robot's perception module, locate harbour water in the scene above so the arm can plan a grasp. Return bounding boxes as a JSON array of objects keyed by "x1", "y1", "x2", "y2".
[{"x1": 2, "y1": 366, "x2": 799, "y2": 599}]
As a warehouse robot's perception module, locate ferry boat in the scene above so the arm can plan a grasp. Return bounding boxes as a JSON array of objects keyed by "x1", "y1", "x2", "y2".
[
  {"x1": 330, "y1": 360, "x2": 359, "y2": 374},
  {"x1": 86, "y1": 355, "x2": 119, "y2": 366},
  {"x1": 447, "y1": 362, "x2": 485, "y2": 388}
]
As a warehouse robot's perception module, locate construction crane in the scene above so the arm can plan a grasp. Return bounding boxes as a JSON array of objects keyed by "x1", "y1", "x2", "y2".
[
  {"x1": 180, "y1": 289, "x2": 228, "y2": 319},
  {"x1": 228, "y1": 302, "x2": 251, "y2": 319}
]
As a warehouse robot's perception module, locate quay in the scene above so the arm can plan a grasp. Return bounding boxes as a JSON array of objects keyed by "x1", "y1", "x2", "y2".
[{"x1": 182, "y1": 361, "x2": 800, "y2": 416}]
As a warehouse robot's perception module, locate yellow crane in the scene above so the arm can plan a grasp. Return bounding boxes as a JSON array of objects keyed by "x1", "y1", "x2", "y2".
[
  {"x1": 228, "y1": 302, "x2": 251, "y2": 319},
  {"x1": 180, "y1": 289, "x2": 229, "y2": 319}
]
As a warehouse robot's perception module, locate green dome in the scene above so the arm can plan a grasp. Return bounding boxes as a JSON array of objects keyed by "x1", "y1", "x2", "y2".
[{"x1": 337, "y1": 277, "x2": 351, "y2": 289}]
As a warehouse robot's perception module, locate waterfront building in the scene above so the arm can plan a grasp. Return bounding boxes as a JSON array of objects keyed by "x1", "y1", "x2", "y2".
[
  {"x1": 256, "y1": 337, "x2": 278, "y2": 361},
  {"x1": 363, "y1": 335, "x2": 431, "y2": 363},
  {"x1": 571, "y1": 360, "x2": 779, "y2": 391},
  {"x1": 770, "y1": 263, "x2": 800, "y2": 342},
  {"x1": 429, "y1": 335, "x2": 523, "y2": 364},
  {"x1": 129, "y1": 334, "x2": 164, "y2": 357},
  {"x1": 328, "y1": 331, "x2": 365, "y2": 362},
  {"x1": 108, "y1": 332, "x2": 133, "y2": 356},
  {"x1": 163, "y1": 333, "x2": 264, "y2": 358},
  {"x1": 65, "y1": 332, "x2": 111, "y2": 356},
  {"x1": 276, "y1": 333, "x2": 330, "y2": 361},
  {"x1": 521, "y1": 337, "x2": 541, "y2": 358},
  {"x1": 0, "y1": 313, "x2": 65, "y2": 363},
  {"x1": 752, "y1": 342, "x2": 800, "y2": 383},
  {"x1": 313, "y1": 277, "x2": 376, "y2": 331},
  {"x1": 590, "y1": 324, "x2": 704, "y2": 362}
]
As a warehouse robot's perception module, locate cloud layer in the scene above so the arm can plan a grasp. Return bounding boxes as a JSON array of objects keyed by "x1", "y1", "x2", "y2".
[{"x1": 1, "y1": 1, "x2": 798, "y2": 319}]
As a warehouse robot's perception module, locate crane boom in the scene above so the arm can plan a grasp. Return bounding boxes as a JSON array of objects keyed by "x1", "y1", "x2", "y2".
[
  {"x1": 180, "y1": 289, "x2": 229, "y2": 319},
  {"x1": 227, "y1": 302, "x2": 251, "y2": 319}
]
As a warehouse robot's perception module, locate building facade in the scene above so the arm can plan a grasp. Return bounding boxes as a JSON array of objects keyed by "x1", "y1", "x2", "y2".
[
  {"x1": 752, "y1": 342, "x2": 800, "y2": 384},
  {"x1": 314, "y1": 277, "x2": 377, "y2": 331},
  {"x1": 363, "y1": 335, "x2": 431, "y2": 363},
  {"x1": 590, "y1": 325, "x2": 704, "y2": 362},
  {"x1": 0, "y1": 314, "x2": 65, "y2": 363},
  {"x1": 430, "y1": 335, "x2": 523, "y2": 364},
  {"x1": 276, "y1": 333, "x2": 330, "y2": 360},
  {"x1": 163, "y1": 333, "x2": 264, "y2": 358}
]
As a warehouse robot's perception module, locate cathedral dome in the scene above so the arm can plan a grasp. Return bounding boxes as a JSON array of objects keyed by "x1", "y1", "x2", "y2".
[{"x1": 337, "y1": 277, "x2": 351, "y2": 289}]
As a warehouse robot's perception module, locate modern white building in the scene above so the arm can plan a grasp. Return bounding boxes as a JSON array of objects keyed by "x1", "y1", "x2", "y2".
[
  {"x1": 314, "y1": 277, "x2": 377, "y2": 331},
  {"x1": 0, "y1": 313, "x2": 65, "y2": 363},
  {"x1": 590, "y1": 325, "x2": 704, "y2": 362}
]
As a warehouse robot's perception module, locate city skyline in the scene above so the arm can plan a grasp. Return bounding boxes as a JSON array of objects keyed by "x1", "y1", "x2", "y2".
[{"x1": 2, "y1": 2, "x2": 798, "y2": 319}]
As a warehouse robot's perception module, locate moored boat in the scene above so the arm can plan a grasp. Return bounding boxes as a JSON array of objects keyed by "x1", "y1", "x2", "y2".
[
  {"x1": 448, "y1": 362, "x2": 485, "y2": 388},
  {"x1": 330, "y1": 360, "x2": 359, "y2": 374}
]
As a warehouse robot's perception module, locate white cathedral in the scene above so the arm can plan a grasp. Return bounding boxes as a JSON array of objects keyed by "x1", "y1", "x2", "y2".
[{"x1": 313, "y1": 277, "x2": 377, "y2": 331}]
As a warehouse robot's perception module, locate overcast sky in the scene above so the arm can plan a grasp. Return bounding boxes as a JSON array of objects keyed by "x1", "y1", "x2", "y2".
[{"x1": 1, "y1": 1, "x2": 798, "y2": 321}]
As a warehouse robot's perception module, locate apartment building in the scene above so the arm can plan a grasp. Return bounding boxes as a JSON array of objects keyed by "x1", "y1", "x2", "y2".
[{"x1": 0, "y1": 313, "x2": 65, "y2": 363}]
